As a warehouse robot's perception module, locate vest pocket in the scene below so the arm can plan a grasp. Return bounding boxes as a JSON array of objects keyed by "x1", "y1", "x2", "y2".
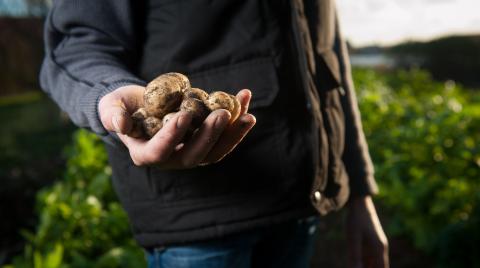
[
  {"x1": 146, "y1": 57, "x2": 285, "y2": 203},
  {"x1": 187, "y1": 57, "x2": 280, "y2": 110}
]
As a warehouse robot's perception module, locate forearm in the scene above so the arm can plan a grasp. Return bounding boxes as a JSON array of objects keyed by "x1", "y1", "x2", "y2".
[
  {"x1": 40, "y1": 55, "x2": 145, "y2": 135},
  {"x1": 40, "y1": 0, "x2": 146, "y2": 139}
]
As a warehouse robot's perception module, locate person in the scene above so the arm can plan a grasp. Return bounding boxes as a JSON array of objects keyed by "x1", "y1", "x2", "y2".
[{"x1": 40, "y1": 0, "x2": 389, "y2": 267}]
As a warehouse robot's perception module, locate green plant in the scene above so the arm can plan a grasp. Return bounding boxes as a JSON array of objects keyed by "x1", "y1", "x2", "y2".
[
  {"x1": 355, "y1": 68, "x2": 480, "y2": 267},
  {"x1": 7, "y1": 130, "x2": 145, "y2": 268},
  {"x1": 0, "y1": 93, "x2": 75, "y2": 261}
]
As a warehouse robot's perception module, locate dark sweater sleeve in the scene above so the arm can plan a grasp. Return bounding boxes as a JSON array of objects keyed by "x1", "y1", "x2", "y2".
[
  {"x1": 40, "y1": 0, "x2": 147, "y2": 145},
  {"x1": 332, "y1": 14, "x2": 379, "y2": 197}
]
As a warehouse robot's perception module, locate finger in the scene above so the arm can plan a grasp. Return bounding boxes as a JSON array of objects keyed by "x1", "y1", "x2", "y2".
[
  {"x1": 236, "y1": 89, "x2": 252, "y2": 115},
  {"x1": 99, "y1": 99, "x2": 133, "y2": 134},
  {"x1": 173, "y1": 109, "x2": 231, "y2": 168},
  {"x1": 203, "y1": 113, "x2": 256, "y2": 164},
  {"x1": 122, "y1": 112, "x2": 192, "y2": 166}
]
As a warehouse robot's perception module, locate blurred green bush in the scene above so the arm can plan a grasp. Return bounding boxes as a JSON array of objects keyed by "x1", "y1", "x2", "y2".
[
  {"x1": 355, "y1": 68, "x2": 480, "y2": 267},
  {"x1": 6, "y1": 131, "x2": 145, "y2": 268},
  {"x1": 6, "y1": 68, "x2": 480, "y2": 267},
  {"x1": 0, "y1": 92, "x2": 75, "y2": 260}
]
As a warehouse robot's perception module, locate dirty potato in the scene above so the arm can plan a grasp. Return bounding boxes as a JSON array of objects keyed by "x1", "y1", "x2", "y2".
[
  {"x1": 180, "y1": 98, "x2": 210, "y2": 127},
  {"x1": 144, "y1": 72, "x2": 190, "y2": 118},
  {"x1": 131, "y1": 72, "x2": 244, "y2": 140},
  {"x1": 130, "y1": 107, "x2": 148, "y2": 138},
  {"x1": 143, "y1": 116, "x2": 163, "y2": 138},
  {"x1": 183, "y1": 87, "x2": 209, "y2": 102},
  {"x1": 206, "y1": 91, "x2": 241, "y2": 124}
]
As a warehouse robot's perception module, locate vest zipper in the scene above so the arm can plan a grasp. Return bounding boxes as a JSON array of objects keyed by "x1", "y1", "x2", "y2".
[{"x1": 289, "y1": 0, "x2": 323, "y2": 203}]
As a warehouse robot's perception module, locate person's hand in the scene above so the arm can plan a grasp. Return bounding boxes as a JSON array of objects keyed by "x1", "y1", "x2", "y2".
[
  {"x1": 346, "y1": 195, "x2": 389, "y2": 268},
  {"x1": 98, "y1": 85, "x2": 256, "y2": 169}
]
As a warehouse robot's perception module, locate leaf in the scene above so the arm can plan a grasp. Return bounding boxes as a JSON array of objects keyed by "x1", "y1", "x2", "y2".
[{"x1": 44, "y1": 244, "x2": 63, "y2": 268}]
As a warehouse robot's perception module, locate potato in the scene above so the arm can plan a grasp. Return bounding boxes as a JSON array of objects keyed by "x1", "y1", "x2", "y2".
[
  {"x1": 180, "y1": 98, "x2": 210, "y2": 127},
  {"x1": 205, "y1": 91, "x2": 241, "y2": 124},
  {"x1": 165, "y1": 72, "x2": 190, "y2": 90},
  {"x1": 229, "y1": 95, "x2": 241, "y2": 123},
  {"x1": 183, "y1": 87, "x2": 209, "y2": 102},
  {"x1": 143, "y1": 116, "x2": 163, "y2": 138},
  {"x1": 130, "y1": 72, "x2": 243, "y2": 140},
  {"x1": 130, "y1": 108, "x2": 148, "y2": 138},
  {"x1": 144, "y1": 72, "x2": 190, "y2": 118}
]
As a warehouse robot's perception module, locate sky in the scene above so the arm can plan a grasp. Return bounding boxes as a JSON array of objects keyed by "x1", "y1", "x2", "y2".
[
  {"x1": 337, "y1": 0, "x2": 480, "y2": 46},
  {"x1": 0, "y1": 0, "x2": 49, "y2": 17},
  {"x1": 0, "y1": 0, "x2": 27, "y2": 16}
]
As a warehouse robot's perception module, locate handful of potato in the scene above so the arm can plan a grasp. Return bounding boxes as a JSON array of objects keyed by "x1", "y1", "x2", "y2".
[{"x1": 130, "y1": 72, "x2": 241, "y2": 138}]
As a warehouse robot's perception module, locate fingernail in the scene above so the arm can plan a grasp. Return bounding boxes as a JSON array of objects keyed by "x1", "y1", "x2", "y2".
[
  {"x1": 112, "y1": 116, "x2": 121, "y2": 132},
  {"x1": 176, "y1": 114, "x2": 191, "y2": 129},
  {"x1": 241, "y1": 114, "x2": 256, "y2": 127}
]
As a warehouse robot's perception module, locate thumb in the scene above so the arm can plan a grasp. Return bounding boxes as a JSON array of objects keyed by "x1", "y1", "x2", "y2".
[{"x1": 99, "y1": 98, "x2": 133, "y2": 134}]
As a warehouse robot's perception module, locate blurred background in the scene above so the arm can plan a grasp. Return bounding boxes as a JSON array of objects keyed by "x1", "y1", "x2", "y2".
[{"x1": 0, "y1": 0, "x2": 479, "y2": 267}]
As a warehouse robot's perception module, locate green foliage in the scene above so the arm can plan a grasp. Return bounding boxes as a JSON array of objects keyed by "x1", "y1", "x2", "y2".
[
  {"x1": 8, "y1": 130, "x2": 145, "y2": 268},
  {"x1": 355, "y1": 68, "x2": 480, "y2": 267},
  {"x1": 0, "y1": 93, "x2": 75, "y2": 258}
]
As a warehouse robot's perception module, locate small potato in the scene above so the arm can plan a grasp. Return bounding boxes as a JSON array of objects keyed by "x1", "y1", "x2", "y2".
[
  {"x1": 229, "y1": 95, "x2": 241, "y2": 123},
  {"x1": 143, "y1": 116, "x2": 163, "y2": 138},
  {"x1": 180, "y1": 98, "x2": 210, "y2": 128},
  {"x1": 206, "y1": 91, "x2": 241, "y2": 124},
  {"x1": 164, "y1": 72, "x2": 190, "y2": 90},
  {"x1": 183, "y1": 87, "x2": 209, "y2": 102},
  {"x1": 144, "y1": 72, "x2": 190, "y2": 118},
  {"x1": 130, "y1": 108, "x2": 148, "y2": 138},
  {"x1": 138, "y1": 72, "x2": 244, "y2": 140}
]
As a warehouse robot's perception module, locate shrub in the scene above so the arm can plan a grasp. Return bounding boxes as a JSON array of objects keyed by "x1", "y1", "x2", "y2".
[
  {"x1": 0, "y1": 93, "x2": 75, "y2": 261},
  {"x1": 355, "y1": 68, "x2": 480, "y2": 267},
  {"x1": 7, "y1": 130, "x2": 145, "y2": 268}
]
